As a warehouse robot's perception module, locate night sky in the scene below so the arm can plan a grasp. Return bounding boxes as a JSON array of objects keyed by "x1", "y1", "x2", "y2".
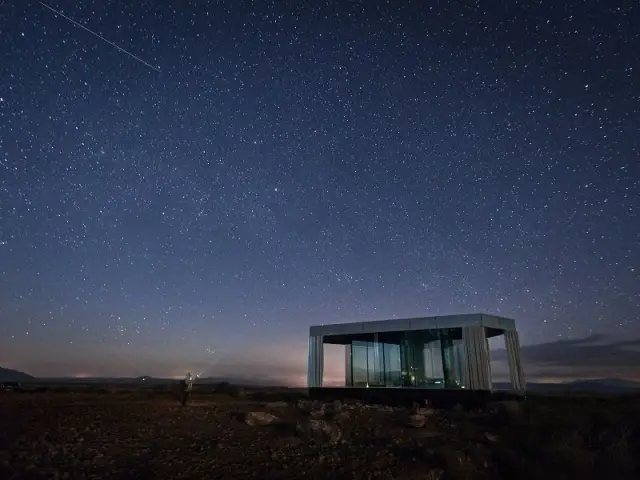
[{"x1": 1, "y1": 0, "x2": 638, "y2": 385}]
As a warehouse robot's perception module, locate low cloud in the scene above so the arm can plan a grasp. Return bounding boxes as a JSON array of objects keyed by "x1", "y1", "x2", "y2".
[{"x1": 491, "y1": 334, "x2": 640, "y2": 381}]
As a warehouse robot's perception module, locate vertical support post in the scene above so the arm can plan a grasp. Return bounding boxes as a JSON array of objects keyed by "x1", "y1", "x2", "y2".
[
  {"x1": 486, "y1": 336, "x2": 492, "y2": 389},
  {"x1": 454, "y1": 342, "x2": 464, "y2": 386},
  {"x1": 345, "y1": 343, "x2": 352, "y2": 387},
  {"x1": 462, "y1": 326, "x2": 492, "y2": 390},
  {"x1": 504, "y1": 330, "x2": 526, "y2": 391},
  {"x1": 307, "y1": 335, "x2": 324, "y2": 388},
  {"x1": 440, "y1": 330, "x2": 452, "y2": 387}
]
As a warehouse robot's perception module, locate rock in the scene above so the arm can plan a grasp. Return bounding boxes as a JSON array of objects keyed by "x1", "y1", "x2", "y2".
[
  {"x1": 497, "y1": 400, "x2": 522, "y2": 417},
  {"x1": 484, "y1": 432, "x2": 498, "y2": 442},
  {"x1": 413, "y1": 406, "x2": 435, "y2": 416},
  {"x1": 407, "y1": 414, "x2": 426, "y2": 428},
  {"x1": 309, "y1": 402, "x2": 326, "y2": 418},
  {"x1": 375, "y1": 405, "x2": 395, "y2": 413},
  {"x1": 322, "y1": 399, "x2": 344, "y2": 417},
  {"x1": 334, "y1": 410, "x2": 351, "y2": 422},
  {"x1": 296, "y1": 399, "x2": 312, "y2": 412},
  {"x1": 426, "y1": 468, "x2": 445, "y2": 479},
  {"x1": 265, "y1": 401, "x2": 288, "y2": 409},
  {"x1": 415, "y1": 429, "x2": 443, "y2": 438},
  {"x1": 244, "y1": 411, "x2": 279, "y2": 426},
  {"x1": 296, "y1": 419, "x2": 342, "y2": 444}
]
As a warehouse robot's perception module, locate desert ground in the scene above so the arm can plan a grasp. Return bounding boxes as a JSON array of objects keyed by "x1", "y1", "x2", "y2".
[{"x1": 0, "y1": 384, "x2": 639, "y2": 479}]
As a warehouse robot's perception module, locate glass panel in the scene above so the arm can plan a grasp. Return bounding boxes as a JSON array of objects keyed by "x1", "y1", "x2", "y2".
[
  {"x1": 351, "y1": 341, "x2": 369, "y2": 387},
  {"x1": 383, "y1": 343, "x2": 402, "y2": 386},
  {"x1": 441, "y1": 328, "x2": 464, "y2": 388},
  {"x1": 424, "y1": 334, "x2": 444, "y2": 387},
  {"x1": 401, "y1": 330, "x2": 427, "y2": 387},
  {"x1": 367, "y1": 335, "x2": 385, "y2": 386},
  {"x1": 398, "y1": 336, "x2": 412, "y2": 386},
  {"x1": 347, "y1": 328, "x2": 465, "y2": 389}
]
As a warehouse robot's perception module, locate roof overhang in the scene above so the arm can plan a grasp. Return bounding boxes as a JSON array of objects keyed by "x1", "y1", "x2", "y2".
[{"x1": 310, "y1": 313, "x2": 516, "y2": 344}]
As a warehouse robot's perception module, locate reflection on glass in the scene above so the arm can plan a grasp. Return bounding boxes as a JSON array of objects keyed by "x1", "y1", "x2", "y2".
[
  {"x1": 383, "y1": 343, "x2": 402, "y2": 386},
  {"x1": 441, "y1": 333, "x2": 465, "y2": 388},
  {"x1": 347, "y1": 328, "x2": 465, "y2": 389},
  {"x1": 367, "y1": 335, "x2": 385, "y2": 386},
  {"x1": 351, "y1": 341, "x2": 368, "y2": 387},
  {"x1": 424, "y1": 335, "x2": 444, "y2": 386}
]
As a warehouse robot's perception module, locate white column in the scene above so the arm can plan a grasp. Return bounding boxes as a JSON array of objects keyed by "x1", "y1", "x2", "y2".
[
  {"x1": 307, "y1": 335, "x2": 324, "y2": 388},
  {"x1": 462, "y1": 326, "x2": 492, "y2": 390},
  {"x1": 345, "y1": 344, "x2": 352, "y2": 387},
  {"x1": 504, "y1": 330, "x2": 526, "y2": 391},
  {"x1": 486, "y1": 336, "x2": 492, "y2": 388}
]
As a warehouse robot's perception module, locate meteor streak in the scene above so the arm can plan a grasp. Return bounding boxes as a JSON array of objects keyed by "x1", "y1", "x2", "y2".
[{"x1": 40, "y1": 2, "x2": 160, "y2": 72}]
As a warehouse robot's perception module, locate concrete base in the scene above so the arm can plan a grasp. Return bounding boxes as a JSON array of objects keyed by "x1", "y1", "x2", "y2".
[{"x1": 309, "y1": 387, "x2": 525, "y2": 410}]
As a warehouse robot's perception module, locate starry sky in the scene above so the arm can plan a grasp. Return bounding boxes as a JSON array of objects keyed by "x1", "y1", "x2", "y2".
[{"x1": 1, "y1": 0, "x2": 638, "y2": 385}]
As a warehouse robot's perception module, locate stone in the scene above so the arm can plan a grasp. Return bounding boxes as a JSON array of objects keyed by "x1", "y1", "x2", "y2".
[
  {"x1": 244, "y1": 411, "x2": 279, "y2": 426},
  {"x1": 296, "y1": 419, "x2": 342, "y2": 445},
  {"x1": 484, "y1": 432, "x2": 498, "y2": 442},
  {"x1": 376, "y1": 405, "x2": 395, "y2": 413},
  {"x1": 334, "y1": 410, "x2": 351, "y2": 422},
  {"x1": 415, "y1": 407, "x2": 436, "y2": 416},
  {"x1": 407, "y1": 414, "x2": 426, "y2": 428},
  {"x1": 309, "y1": 402, "x2": 326, "y2": 418},
  {"x1": 497, "y1": 400, "x2": 522, "y2": 417},
  {"x1": 265, "y1": 401, "x2": 288, "y2": 409},
  {"x1": 296, "y1": 399, "x2": 312, "y2": 412},
  {"x1": 426, "y1": 468, "x2": 445, "y2": 479}
]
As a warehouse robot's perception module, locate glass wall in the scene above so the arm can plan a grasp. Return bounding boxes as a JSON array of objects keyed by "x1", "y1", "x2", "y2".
[
  {"x1": 346, "y1": 328, "x2": 465, "y2": 388},
  {"x1": 440, "y1": 332, "x2": 465, "y2": 388},
  {"x1": 383, "y1": 343, "x2": 402, "y2": 386},
  {"x1": 351, "y1": 341, "x2": 369, "y2": 387}
]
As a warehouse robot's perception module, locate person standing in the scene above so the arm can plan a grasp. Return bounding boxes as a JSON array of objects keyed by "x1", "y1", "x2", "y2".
[{"x1": 180, "y1": 372, "x2": 194, "y2": 406}]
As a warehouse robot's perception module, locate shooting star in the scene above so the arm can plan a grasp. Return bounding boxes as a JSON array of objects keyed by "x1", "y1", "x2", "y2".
[{"x1": 40, "y1": 2, "x2": 160, "y2": 72}]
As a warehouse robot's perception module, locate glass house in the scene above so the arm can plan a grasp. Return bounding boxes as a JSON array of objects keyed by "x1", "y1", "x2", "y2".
[{"x1": 308, "y1": 313, "x2": 525, "y2": 391}]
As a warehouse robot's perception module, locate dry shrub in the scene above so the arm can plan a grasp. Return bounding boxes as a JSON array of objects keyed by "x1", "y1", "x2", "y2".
[{"x1": 491, "y1": 394, "x2": 640, "y2": 478}]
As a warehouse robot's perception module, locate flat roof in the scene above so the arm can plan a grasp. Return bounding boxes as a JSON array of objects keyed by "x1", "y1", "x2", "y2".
[{"x1": 310, "y1": 313, "x2": 516, "y2": 343}]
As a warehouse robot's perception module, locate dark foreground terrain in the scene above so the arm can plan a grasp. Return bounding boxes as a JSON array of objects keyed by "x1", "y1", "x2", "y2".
[{"x1": 1, "y1": 385, "x2": 639, "y2": 479}]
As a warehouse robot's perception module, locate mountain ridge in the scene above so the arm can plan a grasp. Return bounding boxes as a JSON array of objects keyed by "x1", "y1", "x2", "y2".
[
  {"x1": 4, "y1": 367, "x2": 640, "y2": 393},
  {"x1": 0, "y1": 367, "x2": 35, "y2": 382}
]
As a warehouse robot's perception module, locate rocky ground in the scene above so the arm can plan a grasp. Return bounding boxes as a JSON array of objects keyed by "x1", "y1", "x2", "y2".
[{"x1": 0, "y1": 387, "x2": 639, "y2": 479}]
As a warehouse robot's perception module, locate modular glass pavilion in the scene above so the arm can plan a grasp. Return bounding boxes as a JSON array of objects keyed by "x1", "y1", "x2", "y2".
[{"x1": 308, "y1": 313, "x2": 525, "y2": 391}]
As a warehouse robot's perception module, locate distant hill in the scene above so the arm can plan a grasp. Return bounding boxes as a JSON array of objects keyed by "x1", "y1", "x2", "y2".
[
  {"x1": 495, "y1": 378, "x2": 640, "y2": 394},
  {"x1": 28, "y1": 375, "x2": 287, "y2": 387},
  {"x1": 193, "y1": 376, "x2": 289, "y2": 387},
  {"x1": 0, "y1": 367, "x2": 35, "y2": 382}
]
